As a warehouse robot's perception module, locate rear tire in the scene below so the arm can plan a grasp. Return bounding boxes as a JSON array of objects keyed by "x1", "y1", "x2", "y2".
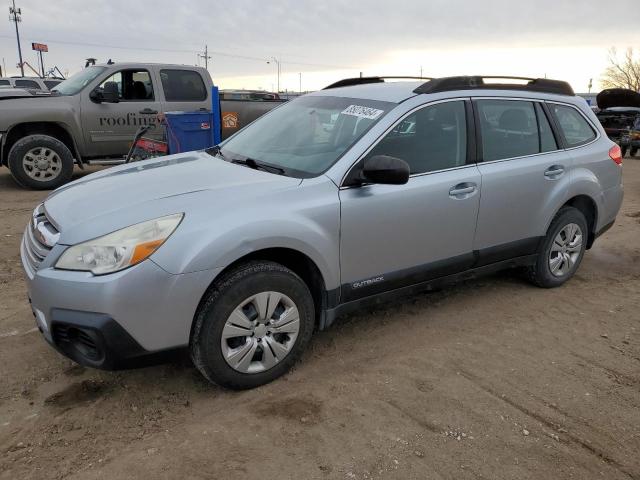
[
  {"x1": 631, "y1": 147, "x2": 638, "y2": 157},
  {"x1": 190, "y1": 261, "x2": 315, "y2": 390},
  {"x1": 525, "y1": 207, "x2": 588, "y2": 288},
  {"x1": 8, "y1": 134, "x2": 74, "y2": 190}
]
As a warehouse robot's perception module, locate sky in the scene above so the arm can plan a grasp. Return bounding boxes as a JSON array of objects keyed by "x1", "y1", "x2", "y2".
[{"x1": 0, "y1": 0, "x2": 638, "y2": 93}]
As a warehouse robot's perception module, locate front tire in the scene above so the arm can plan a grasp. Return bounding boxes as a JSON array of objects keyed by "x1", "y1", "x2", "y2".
[
  {"x1": 526, "y1": 207, "x2": 588, "y2": 288},
  {"x1": 8, "y1": 135, "x2": 74, "y2": 190},
  {"x1": 190, "y1": 261, "x2": 315, "y2": 390}
]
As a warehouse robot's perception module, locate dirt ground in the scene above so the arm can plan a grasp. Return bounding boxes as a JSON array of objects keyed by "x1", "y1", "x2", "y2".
[{"x1": 0, "y1": 158, "x2": 639, "y2": 480}]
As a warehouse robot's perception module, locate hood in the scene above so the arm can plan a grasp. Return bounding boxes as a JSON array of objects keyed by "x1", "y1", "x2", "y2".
[
  {"x1": 45, "y1": 151, "x2": 301, "y2": 242},
  {"x1": 597, "y1": 88, "x2": 640, "y2": 110}
]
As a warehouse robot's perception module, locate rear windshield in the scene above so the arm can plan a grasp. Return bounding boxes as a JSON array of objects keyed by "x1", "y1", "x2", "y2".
[{"x1": 219, "y1": 96, "x2": 394, "y2": 178}]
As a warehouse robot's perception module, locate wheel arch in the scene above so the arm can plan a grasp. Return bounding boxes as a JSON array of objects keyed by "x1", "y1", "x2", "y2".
[
  {"x1": 2, "y1": 122, "x2": 81, "y2": 166},
  {"x1": 561, "y1": 195, "x2": 598, "y2": 249},
  {"x1": 192, "y1": 247, "x2": 332, "y2": 337}
]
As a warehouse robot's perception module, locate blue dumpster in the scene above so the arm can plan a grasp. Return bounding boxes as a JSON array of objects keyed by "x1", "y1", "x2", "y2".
[
  {"x1": 165, "y1": 111, "x2": 215, "y2": 154},
  {"x1": 164, "y1": 86, "x2": 222, "y2": 154}
]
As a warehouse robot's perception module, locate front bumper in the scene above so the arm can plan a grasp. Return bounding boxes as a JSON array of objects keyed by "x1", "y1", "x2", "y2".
[{"x1": 22, "y1": 241, "x2": 220, "y2": 369}]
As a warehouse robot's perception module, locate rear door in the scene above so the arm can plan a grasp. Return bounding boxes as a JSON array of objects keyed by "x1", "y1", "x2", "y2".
[
  {"x1": 158, "y1": 68, "x2": 210, "y2": 112},
  {"x1": 80, "y1": 68, "x2": 162, "y2": 157},
  {"x1": 339, "y1": 99, "x2": 481, "y2": 301},
  {"x1": 473, "y1": 98, "x2": 572, "y2": 263}
]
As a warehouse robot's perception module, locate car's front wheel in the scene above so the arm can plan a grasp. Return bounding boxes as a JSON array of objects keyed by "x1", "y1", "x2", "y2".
[
  {"x1": 526, "y1": 206, "x2": 588, "y2": 288},
  {"x1": 8, "y1": 134, "x2": 74, "y2": 190},
  {"x1": 190, "y1": 261, "x2": 315, "y2": 389}
]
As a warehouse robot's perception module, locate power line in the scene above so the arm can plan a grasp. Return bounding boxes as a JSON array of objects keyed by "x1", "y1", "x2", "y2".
[{"x1": 0, "y1": 34, "x2": 358, "y2": 70}]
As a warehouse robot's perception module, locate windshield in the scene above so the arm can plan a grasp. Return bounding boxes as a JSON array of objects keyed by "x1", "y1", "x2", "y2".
[
  {"x1": 219, "y1": 96, "x2": 394, "y2": 177},
  {"x1": 52, "y1": 66, "x2": 107, "y2": 95}
]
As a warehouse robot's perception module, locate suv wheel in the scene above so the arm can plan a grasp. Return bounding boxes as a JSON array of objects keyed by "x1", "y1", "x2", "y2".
[
  {"x1": 190, "y1": 261, "x2": 315, "y2": 389},
  {"x1": 8, "y1": 135, "x2": 74, "y2": 190},
  {"x1": 526, "y1": 206, "x2": 588, "y2": 288}
]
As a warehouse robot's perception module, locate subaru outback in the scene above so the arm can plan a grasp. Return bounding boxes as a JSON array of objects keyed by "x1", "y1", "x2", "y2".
[{"x1": 21, "y1": 75, "x2": 623, "y2": 389}]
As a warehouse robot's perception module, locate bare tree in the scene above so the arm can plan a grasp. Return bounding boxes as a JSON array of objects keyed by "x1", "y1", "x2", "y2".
[{"x1": 601, "y1": 48, "x2": 640, "y2": 92}]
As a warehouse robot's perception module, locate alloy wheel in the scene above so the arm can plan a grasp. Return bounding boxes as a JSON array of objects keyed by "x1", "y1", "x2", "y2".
[{"x1": 549, "y1": 223, "x2": 583, "y2": 277}]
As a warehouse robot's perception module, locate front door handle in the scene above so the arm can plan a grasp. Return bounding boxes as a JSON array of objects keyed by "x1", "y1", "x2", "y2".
[
  {"x1": 544, "y1": 165, "x2": 565, "y2": 179},
  {"x1": 139, "y1": 108, "x2": 158, "y2": 115},
  {"x1": 449, "y1": 182, "x2": 477, "y2": 199}
]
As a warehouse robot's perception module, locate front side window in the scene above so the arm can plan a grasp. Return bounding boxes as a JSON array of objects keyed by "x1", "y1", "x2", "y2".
[
  {"x1": 15, "y1": 79, "x2": 41, "y2": 90},
  {"x1": 97, "y1": 70, "x2": 154, "y2": 101},
  {"x1": 550, "y1": 104, "x2": 596, "y2": 147},
  {"x1": 364, "y1": 100, "x2": 468, "y2": 174},
  {"x1": 44, "y1": 80, "x2": 61, "y2": 90},
  {"x1": 219, "y1": 96, "x2": 393, "y2": 178},
  {"x1": 160, "y1": 69, "x2": 207, "y2": 101}
]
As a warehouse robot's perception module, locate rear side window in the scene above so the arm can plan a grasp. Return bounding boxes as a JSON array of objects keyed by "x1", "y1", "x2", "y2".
[
  {"x1": 15, "y1": 79, "x2": 41, "y2": 89},
  {"x1": 550, "y1": 104, "x2": 596, "y2": 147},
  {"x1": 476, "y1": 100, "x2": 543, "y2": 161},
  {"x1": 0, "y1": 80, "x2": 10, "y2": 86},
  {"x1": 365, "y1": 100, "x2": 467, "y2": 174},
  {"x1": 160, "y1": 70, "x2": 207, "y2": 102}
]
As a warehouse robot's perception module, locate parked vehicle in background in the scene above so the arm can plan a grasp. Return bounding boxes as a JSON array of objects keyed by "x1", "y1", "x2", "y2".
[
  {"x1": 220, "y1": 89, "x2": 281, "y2": 100},
  {"x1": 0, "y1": 63, "x2": 285, "y2": 190},
  {"x1": 0, "y1": 76, "x2": 64, "y2": 91},
  {"x1": 620, "y1": 116, "x2": 640, "y2": 157},
  {"x1": 595, "y1": 88, "x2": 640, "y2": 156},
  {"x1": 21, "y1": 75, "x2": 623, "y2": 389}
]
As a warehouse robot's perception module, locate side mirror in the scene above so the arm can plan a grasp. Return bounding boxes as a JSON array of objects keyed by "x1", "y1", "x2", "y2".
[
  {"x1": 361, "y1": 155, "x2": 410, "y2": 185},
  {"x1": 91, "y1": 81, "x2": 119, "y2": 103}
]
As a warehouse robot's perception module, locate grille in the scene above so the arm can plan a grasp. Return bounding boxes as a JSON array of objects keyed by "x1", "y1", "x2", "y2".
[{"x1": 23, "y1": 204, "x2": 59, "y2": 272}]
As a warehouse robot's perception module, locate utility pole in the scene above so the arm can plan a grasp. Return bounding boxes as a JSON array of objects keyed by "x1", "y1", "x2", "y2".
[
  {"x1": 198, "y1": 45, "x2": 211, "y2": 71},
  {"x1": 299, "y1": 72, "x2": 302, "y2": 94},
  {"x1": 267, "y1": 57, "x2": 281, "y2": 93},
  {"x1": 588, "y1": 78, "x2": 593, "y2": 94},
  {"x1": 9, "y1": 0, "x2": 24, "y2": 77}
]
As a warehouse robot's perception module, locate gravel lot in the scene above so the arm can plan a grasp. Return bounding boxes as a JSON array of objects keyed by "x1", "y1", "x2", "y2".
[{"x1": 1, "y1": 159, "x2": 639, "y2": 480}]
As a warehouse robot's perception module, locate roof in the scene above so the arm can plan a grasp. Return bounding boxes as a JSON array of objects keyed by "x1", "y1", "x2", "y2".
[
  {"x1": 93, "y1": 62, "x2": 207, "y2": 71},
  {"x1": 310, "y1": 81, "x2": 422, "y2": 103}
]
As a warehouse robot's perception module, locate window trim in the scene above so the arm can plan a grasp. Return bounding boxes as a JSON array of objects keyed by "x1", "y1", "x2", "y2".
[
  {"x1": 98, "y1": 68, "x2": 155, "y2": 102},
  {"x1": 160, "y1": 68, "x2": 208, "y2": 102},
  {"x1": 340, "y1": 97, "x2": 474, "y2": 188},
  {"x1": 545, "y1": 101, "x2": 599, "y2": 150}
]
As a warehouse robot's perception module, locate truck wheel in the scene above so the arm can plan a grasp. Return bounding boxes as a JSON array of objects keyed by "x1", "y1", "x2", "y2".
[
  {"x1": 525, "y1": 207, "x2": 588, "y2": 288},
  {"x1": 8, "y1": 135, "x2": 74, "y2": 190},
  {"x1": 190, "y1": 261, "x2": 315, "y2": 390}
]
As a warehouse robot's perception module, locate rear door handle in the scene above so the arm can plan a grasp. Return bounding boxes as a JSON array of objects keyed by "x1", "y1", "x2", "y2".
[
  {"x1": 544, "y1": 165, "x2": 565, "y2": 179},
  {"x1": 449, "y1": 182, "x2": 477, "y2": 199},
  {"x1": 139, "y1": 108, "x2": 158, "y2": 115}
]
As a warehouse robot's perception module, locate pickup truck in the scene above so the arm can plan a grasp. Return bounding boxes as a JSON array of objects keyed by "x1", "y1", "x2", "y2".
[{"x1": 0, "y1": 63, "x2": 285, "y2": 189}]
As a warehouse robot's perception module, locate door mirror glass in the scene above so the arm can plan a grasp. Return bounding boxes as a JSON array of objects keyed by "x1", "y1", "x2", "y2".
[{"x1": 362, "y1": 155, "x2": 410, "y2": 185}]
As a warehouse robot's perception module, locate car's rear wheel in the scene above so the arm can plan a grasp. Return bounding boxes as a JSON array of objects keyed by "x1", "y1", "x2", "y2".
[
  {"x1": 8, "y1": 135, "x2": 74, "y2": 190},
  {"x1": 525, "y1": 206, "x2": 588, "y2": 288},
  {"x1": 190, "y1": 261, "x2": 314, "y2": 390}
]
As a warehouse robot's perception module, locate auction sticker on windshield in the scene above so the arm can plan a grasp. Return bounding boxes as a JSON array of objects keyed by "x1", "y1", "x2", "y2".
[{"x1": 341, "y1": 105, "x2": 384, "y2": 120}]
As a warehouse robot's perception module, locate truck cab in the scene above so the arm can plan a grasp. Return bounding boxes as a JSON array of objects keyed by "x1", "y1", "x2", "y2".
[{"x1": 0, "y1": 63, "x2": 214, "y2": 189}]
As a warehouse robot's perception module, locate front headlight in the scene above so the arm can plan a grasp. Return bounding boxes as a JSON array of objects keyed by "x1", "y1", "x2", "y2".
[{"x1": 56, "y1": 213, "x2": 183, "y2": 275}]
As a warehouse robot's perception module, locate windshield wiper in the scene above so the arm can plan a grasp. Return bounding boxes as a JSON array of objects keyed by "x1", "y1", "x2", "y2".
[{"x1": 232, "y1": 158, "x2": 285, "y2": 175}]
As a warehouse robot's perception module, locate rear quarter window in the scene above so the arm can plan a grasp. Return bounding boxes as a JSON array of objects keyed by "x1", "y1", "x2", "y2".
[
  {"x1": 0, "y1": 79, "x2": 10, "y2": 86},
  {"x1": 160, "y1": 69, "x2": 207, "y2": 102},
  {"x1": 550, "y1": 104, "x2": 596, "y2": 147}
]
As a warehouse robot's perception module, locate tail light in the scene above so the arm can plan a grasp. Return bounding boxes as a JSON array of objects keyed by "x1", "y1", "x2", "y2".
[{"x1": 609, "y1": 144, "x2": 623, "y2": 166}]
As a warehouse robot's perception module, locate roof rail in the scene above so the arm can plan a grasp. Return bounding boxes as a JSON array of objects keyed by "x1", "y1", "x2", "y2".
[
  {"x1": 414, "y1": 76, "x2": 574, "y2": 96},
  {"x1": 324, "y1": 76, "x2": 432, "y2": 90}
]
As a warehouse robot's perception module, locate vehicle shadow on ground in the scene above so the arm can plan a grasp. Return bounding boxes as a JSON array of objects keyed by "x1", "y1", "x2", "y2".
[{"x1": 0, "y1": 166, "x2": 105, "y2": 192}]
